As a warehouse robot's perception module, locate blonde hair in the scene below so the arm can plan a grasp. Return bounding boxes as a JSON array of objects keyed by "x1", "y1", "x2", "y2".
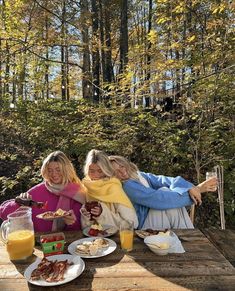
[
  {"x1": 109, "y1": 155, "x2": 139, "y2": 180},
  {"x1": 41, "y1": 151, "x2": 82, "y2": 185},
  {"x1": 84, "y1": 149, "x2": 115, "y2": 178}
]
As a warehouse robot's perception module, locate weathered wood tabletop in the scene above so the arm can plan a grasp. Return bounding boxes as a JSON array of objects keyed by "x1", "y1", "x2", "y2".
[
  {"x1": 0, "y1": 229, "x2": 235, "y2": 291},
  {"x1": 202, "y1": 228, "x2": 235, "y2": 267}
]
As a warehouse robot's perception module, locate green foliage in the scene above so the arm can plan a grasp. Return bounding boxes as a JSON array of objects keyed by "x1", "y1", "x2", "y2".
[{"x1": 0, "y1": 100, "x2": 234, "y2": 228}]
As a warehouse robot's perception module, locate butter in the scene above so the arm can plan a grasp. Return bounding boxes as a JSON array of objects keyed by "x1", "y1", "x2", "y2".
[
  {"x1": 158, "y1": 230, "x2": 171, "y2": 236},
  {"x1": 159, "y1": 243, "x2": 170, "y2": 249}
]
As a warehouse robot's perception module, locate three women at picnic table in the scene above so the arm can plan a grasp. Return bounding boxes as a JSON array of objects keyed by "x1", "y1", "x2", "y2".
[{"x1": 0, "y1": 149, "x2": 217, "y2": 232}]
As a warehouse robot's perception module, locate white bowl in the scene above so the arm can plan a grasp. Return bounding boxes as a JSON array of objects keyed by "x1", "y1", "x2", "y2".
[{"x1": 144, "y1": 235, "x2": 175, "y2": 255}]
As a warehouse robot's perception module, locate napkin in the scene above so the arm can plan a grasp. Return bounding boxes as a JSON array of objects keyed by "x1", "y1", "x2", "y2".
[{"x1": 168, "y1": 232, "x2": 185, "y2": 253}]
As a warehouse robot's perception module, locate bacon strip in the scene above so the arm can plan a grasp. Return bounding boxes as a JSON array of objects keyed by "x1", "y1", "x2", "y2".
[{"x1": 31, "y1": 257, "x2": 73, "y2": 282}]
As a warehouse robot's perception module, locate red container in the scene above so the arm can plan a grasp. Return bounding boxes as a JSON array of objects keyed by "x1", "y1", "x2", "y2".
[{"x1": 40, "y1": 232, "x2": 65, "y2": 257}]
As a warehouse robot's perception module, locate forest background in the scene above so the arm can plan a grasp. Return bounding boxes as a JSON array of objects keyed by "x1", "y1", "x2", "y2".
[{"x1": 0, "y1": 0, "x2": 234, "y2": 228}]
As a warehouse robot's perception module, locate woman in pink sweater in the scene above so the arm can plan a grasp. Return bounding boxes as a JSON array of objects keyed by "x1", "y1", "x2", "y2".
[{"x1": 0, "y1": 151, "x2": 86, "y2": 232}]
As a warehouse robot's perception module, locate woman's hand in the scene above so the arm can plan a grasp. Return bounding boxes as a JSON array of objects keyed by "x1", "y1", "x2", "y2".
[
  {"x1": 18, "y1": 192, "x2": 32, "y2": 200},
  {"x1": 82, "y1": 201, "x2": 103, "y2": 219},
  {"x1": 197, "y1": 177, "x2": 218, "y2": 193},
  {"x1": 189, "y1": 186, "x2": 202, "y2": 205},
  {"x1": 90, "y1": 205, "x2": 102, "y2": 218},
  {"x1": 63, "y1": 210, "x2": 76, "y2": 225},
  {"x1": 80, "y1": 205, "x2": 92, "y2": 219}
]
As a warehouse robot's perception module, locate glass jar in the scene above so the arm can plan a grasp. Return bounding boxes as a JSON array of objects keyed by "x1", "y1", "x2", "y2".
[{"x1": 0, "y1": 208, "x2": 35, "y2": 261}]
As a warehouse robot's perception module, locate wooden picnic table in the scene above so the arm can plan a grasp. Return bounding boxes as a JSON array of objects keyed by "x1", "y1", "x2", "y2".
[{"x1": 0, "y1": 229, "x2": 235, "y2": 290}]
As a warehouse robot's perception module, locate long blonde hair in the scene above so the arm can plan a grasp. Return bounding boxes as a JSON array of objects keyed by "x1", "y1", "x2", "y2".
[
  {"x1": 109, "y1": 155, "x2": 139, "y2": 180},
  {"x1": 41, "y1": 151, "x2": 82, "y2": 185},
  {"x1": 84, "y1": 149, "x2": 115, "y2": 178}
]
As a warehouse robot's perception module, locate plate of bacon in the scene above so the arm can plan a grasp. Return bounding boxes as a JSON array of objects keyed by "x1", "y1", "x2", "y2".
[
  {"x1": 24, "y1": 254, "x2": 85, "y2": 286},
  {"x1": 36, "y1": 208, "x2": 71, "y2": 221}
]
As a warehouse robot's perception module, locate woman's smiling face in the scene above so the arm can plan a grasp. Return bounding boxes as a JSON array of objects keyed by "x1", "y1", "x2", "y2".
[
  {"x1": 88, "y1": 163, "x2": 106, "y2": 180},
  {"x1": 111, "y1": 162, "x2": 129, "y2": 181},
  {"x1": 47, "y1": 161, "x2": 63, "y2": 184}
]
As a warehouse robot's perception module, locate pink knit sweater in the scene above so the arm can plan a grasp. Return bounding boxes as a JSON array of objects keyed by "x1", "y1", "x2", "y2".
[{"x1": 0, "y1": 182, "x2": 82, "y2": 232}]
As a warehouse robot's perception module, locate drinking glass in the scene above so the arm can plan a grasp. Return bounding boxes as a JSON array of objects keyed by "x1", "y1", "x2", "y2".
[
  {"x1": 119, "y1": 220, "x2": 134, "y2": 252},
  {"x1": 206, "y1": 171, "x2": 217, "y2": 191}
]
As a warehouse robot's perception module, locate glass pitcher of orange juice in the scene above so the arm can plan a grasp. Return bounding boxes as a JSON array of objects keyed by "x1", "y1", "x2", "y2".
[{"x1": 0, "y1": 208, "x2": 35, "y2": 261}]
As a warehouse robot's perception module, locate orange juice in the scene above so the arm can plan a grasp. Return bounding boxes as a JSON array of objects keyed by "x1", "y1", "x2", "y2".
[
  {"x1": 6, "y1": 229, "x2": 35, "y2": 260},
  {"x1": 120, "y1": 230, "x2": 134, "y2": 251}
]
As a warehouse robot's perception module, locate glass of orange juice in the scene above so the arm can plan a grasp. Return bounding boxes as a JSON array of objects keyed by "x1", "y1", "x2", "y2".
[
  {"x1": 119, "y1": 220, "x2": 134, "y2": 252},
  {"x1": 0, "y1": 208, "x2": 35, "y2": 261}
]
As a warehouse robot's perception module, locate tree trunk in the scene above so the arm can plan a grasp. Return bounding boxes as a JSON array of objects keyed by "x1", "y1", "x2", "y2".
[
  {"x1": 5, "y1": 41, "x2": 10, "y2": 99},
  {"x1": 175, "y1": 49, "x2": 181, "y2": 101},
  {"x1": 61, "y1": 48, "x2": 66, "y2": 101},
  {"x1": 44, "y1": 6, "x2": 49, "y2": 100},
  {"x1": 0, "y1": 38, "x2": 2, "y2": 106},
  {"x1": 81, "y1": 0, "x2": 92, "y2": 101},
  {"x1": 61, "y1": 0, "x2": 67, "y2": 101},
  {"x1": 119, "y1": 0, "x2": 128, "y2": 73},
  {"x1": 91, "y1": 0, "x2": 100, "y2": 103},
  {"x1": 100, "y1": 0, "x2": 114, "y2": 105},
  {"x1": 104, "y1": 0, "x2": 114, "y2": 83},
  {"x1": 17, "y1": 54, "x2": 26, "y2": 102},
  {"x1": 145, "y1": 0, "x2": 152, "y2": 108},
  {"x1": 99, "y1": 0, "x2": 106, "y2": 83},
  {"x1": 65, "y1": 44, "x2": 70, "y2": 101},
  {"x1": 12, "y1": 54, "x2": 16, "y2": 104},
  {"x1": 187, "y1": 1, "x2": 195, "y2": 97}
]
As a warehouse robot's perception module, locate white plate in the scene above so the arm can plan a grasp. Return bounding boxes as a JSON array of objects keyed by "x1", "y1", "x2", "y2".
[
  {"x1": 83, "y1": 225, "x2": 118, "y2": 238},
  {"x1": 68, "y1": 237, "x2": 117, "y2": 258},
  {"x1": 24, "y1": 254, "x2": 85, "y2": 286}
]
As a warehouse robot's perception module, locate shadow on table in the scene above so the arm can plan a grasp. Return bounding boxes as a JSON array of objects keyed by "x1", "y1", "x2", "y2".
[{"x1": 126, "y1": 233, "x2": 235, "y2": 290}]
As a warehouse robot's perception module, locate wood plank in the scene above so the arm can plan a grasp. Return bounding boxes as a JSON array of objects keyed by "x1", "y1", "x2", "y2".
[
  {"x1": 0, "y1": 279, "x2": 29, "y2": 291},
  {"x1": 0, "y1": 241, "x2": 230, "y2": 265},
  {"x1": 1, "y1": 256, "x2": 234, "y2": 280},
  {"x1": 42, "y1": 228, "x2": 207, "y2": 245},
  {"x1": 202, "y1": 229, "x2": 235, "y2": 266},
  {"x1": 2, "y1": 275, "x2": 235, "y2": 291},
  {"x1": 64, "y1": 275, "x2": 235, "y2": 291}
]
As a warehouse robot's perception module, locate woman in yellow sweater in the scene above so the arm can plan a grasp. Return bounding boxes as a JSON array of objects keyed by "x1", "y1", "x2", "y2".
[{"x1": 81, "y1": 149, "x2": 138, "y2": 229}]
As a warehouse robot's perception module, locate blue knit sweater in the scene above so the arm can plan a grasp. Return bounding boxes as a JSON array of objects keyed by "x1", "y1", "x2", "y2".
[{"x1": 122, "y1": 172, "x2": 194, "y2": 229}]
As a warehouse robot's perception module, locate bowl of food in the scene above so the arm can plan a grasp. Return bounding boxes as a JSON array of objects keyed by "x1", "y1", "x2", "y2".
[{"x1": 144, "y1": 235, "x2": 174, "y2": 255}]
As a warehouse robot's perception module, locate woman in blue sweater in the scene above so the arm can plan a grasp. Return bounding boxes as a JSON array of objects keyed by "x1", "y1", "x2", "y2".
[{"x1": 109, "y1": 155, "x2": 217, "y2": 229}]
